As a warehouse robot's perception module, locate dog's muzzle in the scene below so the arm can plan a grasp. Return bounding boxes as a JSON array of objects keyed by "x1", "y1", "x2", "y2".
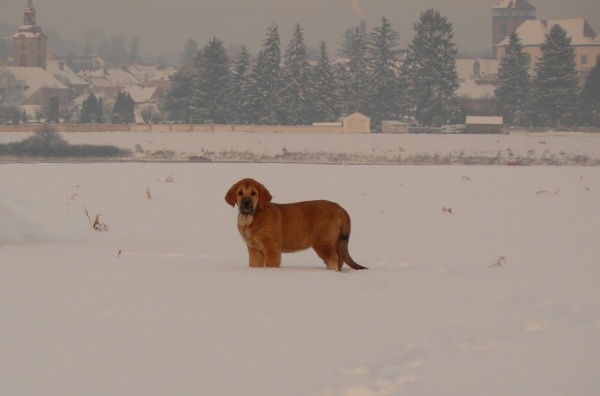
[{"x1": 239, "y1": 198, "x2": 254, "y2": 215}]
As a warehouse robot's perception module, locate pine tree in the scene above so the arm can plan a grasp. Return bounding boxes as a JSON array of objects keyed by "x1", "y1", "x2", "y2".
[
  {"x1": 579, "y1": 54, "x2": 600, "y2": 126},
  {"x1": 129, "y1": 35, "x2": 141, "y2": 63},
  {"x1": 0, "y1": 68, "x2": 24, "y2": 108},
  {"x1": 495, "y1": 32, "x2": 532, "y2": 126},
  {"x1": 366, "y1": 16, "x2": 405, "y2": 131},
  {"x1": 531, "y1": 24, "x2": 579, "y2": 127},
  {"x1": 97, "y1": 97, "x2": 105, "y2": 123},
  {"x1": 401, "y1": 9, "x2": 459, "y2": 126},
  {"x1": 229, "y1": 46, "x2": 252, "y2": 123},
  {"x1": 338, "y1": 27, "x2": 369, "y2": 116},
  {"x1": 80, "y1": 93, "x2": 99, "y2": 123},
  {"x1": 257, "y1": 24, "x2": 283, "y2": 124},
  {"x1": 112, "y1": 92, "x2": 135, "y2": 124},
  {"x1": 181, "y1": 39, "x2": 199, "y2": 64},
  {"x1": 161, "y1": 64, "x2": 194, "y2": 122},
  {"x1": 312, "y1": 40, "x2": 341, "y2": 122},
  {"x1": 190, "y1": 37, "x2": 231, "y2": 124},
  {"x1": 337, "y1": 28, "x2": 356, "y2": 58},
  {"x1": 47, "y1": 95, "x2": 59, "y2": 124},
  {"x1": 281, "y1": 23, "x2": 314, "y2": 125},
  {"x1": 243, "y1": 50, "x2": 266, "y2": 124},
  {"x1": 161, "y1": 40, "x2": 197, "y2": 122}
]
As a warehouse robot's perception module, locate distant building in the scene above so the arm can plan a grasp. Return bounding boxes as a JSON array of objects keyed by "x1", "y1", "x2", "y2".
[
  {"x1": 466, "y1": 116, "x2": 504, "y2": 134},
  {"x1": 342, "y1": 112, "x2": 371, "y2": 134},
  {"x1": 495, "y1": 19, "x2": 600, "y2": 84},
  {"x1": 10, "y1": 0, "x2": 47, "y2": 69},
  {"x1": 4, "y1": 66, "x2": 70, "y2": 117},
  {"x1": 46, "y1": 60, "x2": 90, "y2": 100},
  {"x1": 456, "y1": 58, "x2": 500, "y2": 117},
  {"x1": 492, "y1": 0, "x2": 537, "y2": 57},
  {"x1": 381, "y1": 121, "x2": 409, "y2": 134}
]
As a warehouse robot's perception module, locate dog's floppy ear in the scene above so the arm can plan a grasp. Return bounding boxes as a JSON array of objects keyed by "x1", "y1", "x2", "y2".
[
  {"x1": 225, "y1": 182, "x2": 238, "y2": 207},
  {"x1": 256, "y1": 181, "x2": 272, "y2": 210}
]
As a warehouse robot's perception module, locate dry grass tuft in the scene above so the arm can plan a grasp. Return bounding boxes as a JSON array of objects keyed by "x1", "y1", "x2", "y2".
[
  {"x1": 442, "y1": 207, "x2": 453, "y2": 213},
  {"x1": 164, "y1": 173, "x2": 175, "y2": 183},
  {"x1": 145, "y1": 186, "x2": 153, "y2": 200},
  {"x1": 490, "y1": 256, "x2": 507, "y2": 268},
  {"x1": 83, "y1": 207, "x2": 109, "y2": 231}
]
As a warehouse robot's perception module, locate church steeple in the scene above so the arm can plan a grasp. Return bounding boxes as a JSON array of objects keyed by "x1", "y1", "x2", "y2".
[
  {"x1": 492, "y1": 0, "x2": 536, "y2": 57},
  {"x1": 11, "y1": 0, "x2": 48, "y2": 69},
  {"x1": 23, "y1": 0, "x2": 37, "y2": 26}
]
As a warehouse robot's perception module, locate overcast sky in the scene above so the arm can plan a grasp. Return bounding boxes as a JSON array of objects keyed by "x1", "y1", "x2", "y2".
[{"x1": 2, "y1": 0, "x2": 599, "y2": 56}]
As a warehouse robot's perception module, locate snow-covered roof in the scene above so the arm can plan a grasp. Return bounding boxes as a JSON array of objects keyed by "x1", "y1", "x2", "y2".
[
  {"x1": 78, "y1": 68, "x2": 141, "y2": 86},
  {"x1": 124, "y1": 64, "x2": 176, "y2": 84},
  {"x1": 497, "y1": 19, "x2": 600, "y2": 47},
  {"x1": 467, "y1": 116, "x2": 503, "y2": 125},
  {"x1": 46, "y1": 60, "x2": 89, "y2": 87},
  {"x1": 87, "y1": 77, "x2": 116, "y2": 88},
  {"x1": 5, "y1": 67, "x2": 68, "y2": 105},
  {"x1": 493, "y1": 0, "x2": 535, "y2": 10},
  {"x1": 121, "y1": 86, "x2": 160, "y2": 103},
  {"x1": 10, "y1": 24, "x2": 46, "y2": 39}
]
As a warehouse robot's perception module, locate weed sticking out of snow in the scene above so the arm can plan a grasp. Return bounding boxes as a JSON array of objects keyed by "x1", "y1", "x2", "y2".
[
  {"x1": 490, "y1": 256, "x2": 507, "y2": 268},
  {"x1": 164, "y1": 173, "x2": 175, "y2": 183},
  {"x1": 83, "y1": 207, "x2": 108, "y2": 231}
]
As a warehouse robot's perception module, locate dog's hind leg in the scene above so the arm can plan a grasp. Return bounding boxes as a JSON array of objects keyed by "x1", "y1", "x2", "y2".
[{"x1": 313, "y1": 244, "x2": 340, "y2": 271}]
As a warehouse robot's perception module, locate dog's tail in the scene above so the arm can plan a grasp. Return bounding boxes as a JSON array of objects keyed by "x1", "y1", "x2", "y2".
[
  {"x1": 339, "y1": 235, "x2": 368, "y2": 270},
  {"x1": 339, "y1": 208, "x2": 368, "y2": 270}
]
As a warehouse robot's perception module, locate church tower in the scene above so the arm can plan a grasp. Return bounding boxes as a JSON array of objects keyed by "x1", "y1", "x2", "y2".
[
  {"x1": 492, "y1": 0, "x2": 536, "y2": 57},
  {"x1": 11, "y1": 0, "x2": 48, "y2": 69}
]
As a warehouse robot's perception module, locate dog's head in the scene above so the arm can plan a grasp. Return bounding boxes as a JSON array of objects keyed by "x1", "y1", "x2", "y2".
[{"x1": 225, "y1": 178, "x2": 272, "y2": 215}]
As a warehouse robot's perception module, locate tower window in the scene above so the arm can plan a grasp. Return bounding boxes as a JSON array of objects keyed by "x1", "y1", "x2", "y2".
[{"x1": 581, "y1": 55, "x2": 588, "y2": 65}]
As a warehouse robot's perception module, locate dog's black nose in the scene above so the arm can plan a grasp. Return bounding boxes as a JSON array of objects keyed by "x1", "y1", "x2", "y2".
[{"x1": 241, "y1": 197, "x2": 252, "y2": 208}]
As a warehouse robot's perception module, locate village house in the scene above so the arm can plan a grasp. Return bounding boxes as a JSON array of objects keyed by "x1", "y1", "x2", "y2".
[
  {"x1": 3, "y1": 66, "x2": 70, "y2": 118},
  {"x1": 46, "y1": 60, "x2": 90, "y2": 100},
  {"x1": 466, "y1": 116, "x2": 504, "y2": 134},
  {"x1": 120, "y1": 85, "x2": 164, "y2": 123},
  {"x1": 381, "y1": 121, "x2": 409, "y2": 134},
  {"x1": 455, "y1": 58, "x2": 500, "y2": 117},
  {"x1": 495, "y1": 18, "x2": 600, "y2": 85}
]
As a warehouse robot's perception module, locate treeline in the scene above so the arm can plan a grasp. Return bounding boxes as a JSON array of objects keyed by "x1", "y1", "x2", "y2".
[
  {"x1": 162, "y1": 9, "x2": 600, "y2": 129},
  {"x1": 162, "y1": 10, "x2": 460, "y2": 130}
]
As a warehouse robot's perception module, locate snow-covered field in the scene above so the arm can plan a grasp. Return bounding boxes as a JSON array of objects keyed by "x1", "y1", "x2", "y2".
[{"x1": 1, "y1": 132, "x2": 600, "y2": 395}]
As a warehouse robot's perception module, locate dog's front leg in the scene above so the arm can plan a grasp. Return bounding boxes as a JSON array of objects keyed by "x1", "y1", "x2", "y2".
[
  {"x1": 263, "y1": 242, "x2": 282, "y2": 268},
  {"x1": 247, "y1": 247, "x2": 265, "y2": 268}
]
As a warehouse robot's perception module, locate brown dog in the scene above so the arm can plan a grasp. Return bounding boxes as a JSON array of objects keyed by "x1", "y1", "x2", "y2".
[{"x1": 225, "y1": 178, "x2": 367, "y2": 271}]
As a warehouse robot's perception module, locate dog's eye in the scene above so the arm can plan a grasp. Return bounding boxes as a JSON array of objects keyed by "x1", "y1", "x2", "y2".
[
  {"x1": 250, "y1": 190, "x2": 257, "y2": 196},
  {"x1": 237, "y1": 191, "x2": 243, "y2": 196}
]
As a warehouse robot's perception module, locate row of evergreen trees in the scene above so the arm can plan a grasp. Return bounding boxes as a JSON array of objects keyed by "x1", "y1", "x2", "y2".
[
  {"x1": 162, "y1": 10, "x2": 600, "y2": 129},
  {"x1": 79, "y1": 91, "x2": 135, "y2": 124},
  {"x1": 162, "y1": 10, "x2": 460, "y2": 129},
  {"x1": 495, "y1": 26, "x2": 600, "y2": 127}
]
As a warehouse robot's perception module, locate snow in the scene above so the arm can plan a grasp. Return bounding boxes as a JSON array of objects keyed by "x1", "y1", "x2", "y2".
[{"x1": 1, "y1": 132, "x2": 600, "y2": 395}]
